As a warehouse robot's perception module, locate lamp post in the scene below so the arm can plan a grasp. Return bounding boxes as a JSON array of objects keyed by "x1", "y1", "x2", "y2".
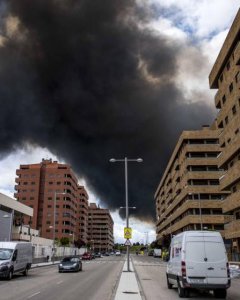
[
  {"x1": 52, "y1": 191, "x2": 66, "y2": 263},
  {"x1": 110, "y1": 157, "x2": 143, "y2": 272}
]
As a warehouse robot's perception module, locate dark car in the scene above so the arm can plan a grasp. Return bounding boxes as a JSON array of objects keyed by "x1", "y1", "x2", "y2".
[
  {"x1": 58, "y1": 256, "x2": 82, "y2": 273},
  {"x1": 82, "y1": 252, "x2": 92, "y2": 260},
  {"x1": 94, "y1": 252, "x2": 101, "y2": 258}
]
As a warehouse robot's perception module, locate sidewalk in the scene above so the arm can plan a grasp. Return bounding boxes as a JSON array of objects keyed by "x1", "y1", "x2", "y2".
[
  {"x1": 114, "y1": 259, "x2": 142, "y2": 300},
  {"x1": 31, "y1": 261, "x2": 60, "y2": 268}
]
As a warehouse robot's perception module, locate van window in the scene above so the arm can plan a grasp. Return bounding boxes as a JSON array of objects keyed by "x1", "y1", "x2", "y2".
[{"x1": 0, "y1": 249, "x2": 13, "y2": 260}]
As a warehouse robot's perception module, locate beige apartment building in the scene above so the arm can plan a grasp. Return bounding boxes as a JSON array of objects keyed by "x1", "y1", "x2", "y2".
[
  {"x1": 14, "y1": 159, "x2": 89, "y2": 244},
  {"x1": 155, "y1": 128, "x2": 230, "y2": 246},
  {"x1": 87, "y1": 203, "x2": 114, "y2": 252},
  {"x1": 156, "y1": 10, "x2": 240, "y2": 259},
  {"x1": 209, "y1": 9, "x2": 240, "y2": 256}
]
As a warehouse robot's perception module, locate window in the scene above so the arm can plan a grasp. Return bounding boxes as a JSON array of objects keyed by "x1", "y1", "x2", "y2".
[
  {"x1": 222, "y1": 95, "x2": 226, "y2": 104},
  {"x1": 31, "y1": 182, "x2": 35, "y2": 185},
  {"x1": 232, "y1": 105, "x2": 237, "y2": 115},
  {"x1": 225, "y1": 116, "x2": 228, "y2": 125},
  {"x1": 226, "y1": 61, "x2": 230, "y2": 70},
  {"x1": 235, "y1": 72, "x2": 240, "y2": 83},
  {"x1": 232, "y1": 186, "x2": 237, "y2": 193},
  {"x1": 47, "y1": 205, "x2": 52, "y2": 208},
  {"x1": 229, "y1": 83, "x2": 233, "y2": 93},
  {"x1": 220, "y1": 74, "x2": 223, "y2": 82},
  {"x1": 30, "y1": 197, "x2": 34, "y2": 200},
  {"x1": 235, "y1": 128, "x2": 239, "y2": 135}
]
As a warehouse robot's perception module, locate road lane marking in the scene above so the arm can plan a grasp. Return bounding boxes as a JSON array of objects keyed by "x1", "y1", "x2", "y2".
[
  {"x1": 57, "y1": 280, "x2": 63, "y2": 285},
  {"x1": 27, "y1": 292, "x2": 40, "y2": 299}
]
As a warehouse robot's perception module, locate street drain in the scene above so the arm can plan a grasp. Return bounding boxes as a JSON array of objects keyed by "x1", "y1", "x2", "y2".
[
  {"x1": 142, "y1": 278, "x2": 151, "y2": 280},
  {"x1": 123, "y1": 291, "x2": 138, "y2": 294}
]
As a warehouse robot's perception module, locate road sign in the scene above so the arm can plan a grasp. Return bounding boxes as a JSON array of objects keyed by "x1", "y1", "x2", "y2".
[
  {"x1": 124, "y1": 227, "x2": 132, "y2": 239},
  {"x1": 124, "y1": 239, "x2": 132, "y2": 246}
]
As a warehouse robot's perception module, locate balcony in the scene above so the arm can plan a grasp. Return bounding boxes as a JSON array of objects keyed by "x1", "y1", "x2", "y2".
[
  {"x1": 220, "y1": 160, "x2": 240, "y2": 190},
  {"x1": 223, "y1": 191, "x2": 240, "y2": 213},
  {"x1": 225, "y1": 219, "x2": 240, "y2": 239},
  {"x1": 185, "y1": 171, "x2": 223, "y2": 181},
  {"x1": 218, "y1": 135, "x2": 240, "y2": 167},
  {"x1": 234, "y1": 42, "x2": 240, "y2": 65}
]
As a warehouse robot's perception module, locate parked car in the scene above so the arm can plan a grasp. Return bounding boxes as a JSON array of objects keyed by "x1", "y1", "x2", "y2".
[
  {"x1": 59, "y1": 256, "x2": 82, "y2": 273},
  {"x1": 94, "y1": 252, "x2": 101, "y2": 258},
  {"x1": 0, "y1": 242, "x2": 32, "y2": 280},
  {"x1": 166, "y1": 231, "x2": 230, "y2": 299},
  {"x1": 148, "y1": 250, "x2": 154, "y2": 256},
  {"x1": 82, "y1": 252, "x2": 92, "y2": 260},
  {"x1": 115, "y1": 251, "x2": 121, "y2": 256}
]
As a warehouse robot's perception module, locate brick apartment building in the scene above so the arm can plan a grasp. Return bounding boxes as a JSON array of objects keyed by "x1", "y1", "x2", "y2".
[
  {"x1": 209, "y1": 9, "x2": 240, "y2": 257},
  {"x1": 155, "y1": 9, "x2": 240, "y2": 258},
  {"x1": 14, "y1": 159, "x2": 89, "y2": 244},
  {"x1": 87, "y1": 203, "x2": 114, "y2": 252},
  {"x1": 155, "y1": 128, "x2": 230, "y2": 245}
]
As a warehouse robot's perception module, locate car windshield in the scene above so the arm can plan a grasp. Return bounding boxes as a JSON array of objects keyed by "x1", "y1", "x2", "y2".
[
  {"x1": 62, "y1": 257, "x2": 79, "y2": 262},
  {"x1": 0, "y1": 249, "x2": 13, "y2": 260}
]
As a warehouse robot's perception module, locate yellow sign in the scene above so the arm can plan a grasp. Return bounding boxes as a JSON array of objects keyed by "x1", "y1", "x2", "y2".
[{"x1": 124, "y1": 227, "x2": 132, "y2": 239}]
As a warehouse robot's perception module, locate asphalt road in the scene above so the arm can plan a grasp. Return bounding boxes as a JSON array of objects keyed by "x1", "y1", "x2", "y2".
[
  {"x1": 0, "y1": 256, "x2": 125, "y2": 300},
  {"x1": 132, "y1": 254, "x2": 240, "y2": 300}
]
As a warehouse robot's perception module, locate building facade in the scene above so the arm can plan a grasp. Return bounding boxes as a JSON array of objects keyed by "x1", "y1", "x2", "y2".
[
  {"x1": 14, "y1": 159, "x2": 89, "y2": 244},
  {"x1": 87, "y1": 203, "x2": 114, "y2": 252},
  {"x1": 209, "y1": 9, "x2": 240, "y2": 257},
  {"x1": 155, "y1": 128, "x2": 230, "y2": 246},
  {"x1": 155, "y1": 9, "x2": 240, "y2": 259}
]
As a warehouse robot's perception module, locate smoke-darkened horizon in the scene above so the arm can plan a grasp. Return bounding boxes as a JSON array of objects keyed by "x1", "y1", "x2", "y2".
[{"x1": 0, "y1": 0, "x2": 215, "y2": 222}]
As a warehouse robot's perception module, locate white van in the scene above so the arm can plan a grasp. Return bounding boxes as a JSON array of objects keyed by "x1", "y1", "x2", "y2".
[
  {"x1": 166, "y1": 231, "x2": 230, "y2": 299},
  {"x1": 153, "y1": 249, "x2": 162, "y2": 258},
  {"x1": 0, "y1": 242, "x2": 33, "y2": 280}
]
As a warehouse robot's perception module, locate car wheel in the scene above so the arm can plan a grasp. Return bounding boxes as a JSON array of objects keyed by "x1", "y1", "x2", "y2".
[
  {"x1": 7, "y1": 269, "x2": 13, "y2": 280},
  {"x1": 59, "y1": 270, "x2": 62, "y2": 273},
  {"x1": 177, "y1": 280, "x2": 187, "y2": 298},
  {"x1": 166, "y1": 275, "x2": 173, "y2": 289},
  {"x1": 214, "y1": 289, "x2": 227, "y2": 299}
]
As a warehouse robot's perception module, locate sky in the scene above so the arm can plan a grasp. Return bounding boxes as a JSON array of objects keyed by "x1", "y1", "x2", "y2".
[{"x1": 0, "y1": 1, "x2": 239, "y2": 243}]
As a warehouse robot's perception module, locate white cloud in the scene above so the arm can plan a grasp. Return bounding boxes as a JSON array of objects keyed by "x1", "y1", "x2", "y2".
[{"x1": 149, "y1": 0, "x2": 240, "y2": 38}]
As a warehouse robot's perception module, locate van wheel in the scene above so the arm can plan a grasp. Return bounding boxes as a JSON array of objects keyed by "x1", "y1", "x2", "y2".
[
  {"x1": 177, "y1": 281, "x2": 188, "y2": 298},
  {"x1": 7, "y1": 270, "x2": 13, "y2": 280},
  {"x1": 214, "y1": 289, "x2": 227, "y2": 299},
  {"x1": 166, "y1": 275, "x2": 173, "y2": 289},
  {"x1": 23, "y1": 268, "x2": 28, "y2": 276}
]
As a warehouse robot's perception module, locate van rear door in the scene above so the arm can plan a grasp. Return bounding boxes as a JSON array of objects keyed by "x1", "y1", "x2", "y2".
[
  {"x1": 204, "y1": 237, "x2": 228, "y2": 285},
  {"x1": 185, "y1": 238, "x2": 207, "y2": 284}
]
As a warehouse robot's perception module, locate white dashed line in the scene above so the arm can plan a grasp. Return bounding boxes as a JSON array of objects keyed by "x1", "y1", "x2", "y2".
[
  {"x1": 27, "y1": 292, "x2": 40, "y2": 299},
  {"x1": 57, "y1": 280, "x2": 63, "y2": 285}
]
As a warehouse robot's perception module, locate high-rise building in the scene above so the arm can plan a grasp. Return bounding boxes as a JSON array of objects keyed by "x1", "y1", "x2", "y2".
[
  {"x1": 155, "y1": 128, "x2": 230, "y2": 246},
  {"x1": 87, "y1": 203, "x2": 114, "y2": 252},
  {"x1": 14, "y1": 159, "x2": 89, "y2": 243},
  {"x1": 155, "y1": 9, "x2": 240, "y2": 259},
  {"x1": 209, "y1": 9, "x2": 240, "y2": 257}
]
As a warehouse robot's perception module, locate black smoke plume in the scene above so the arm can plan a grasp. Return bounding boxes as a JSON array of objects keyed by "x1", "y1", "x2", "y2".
[{"x1": 0, "y1": 0, "x2": 215, "y2": 222}]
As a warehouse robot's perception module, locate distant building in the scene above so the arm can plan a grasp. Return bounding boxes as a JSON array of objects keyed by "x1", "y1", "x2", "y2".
[
  {"x1": 14, "y1": 159, "x2": 89, "y2": 244},
  {"x1": 155, "y1": 9, "x2": 240, "y2": 260},
  {"x1": 87, "y1": 203, "x2": 114, "y2": 252}
]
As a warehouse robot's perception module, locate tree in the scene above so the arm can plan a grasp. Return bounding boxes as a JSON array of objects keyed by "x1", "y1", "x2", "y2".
[{"x1": 60, "y1": 237, "x2": 70, "y2": 246}]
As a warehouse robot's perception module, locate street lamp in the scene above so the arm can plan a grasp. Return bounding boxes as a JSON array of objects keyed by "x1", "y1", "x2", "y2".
[
  {"x1": 52, "y1": 191, "x2": 66, "y2": 263},
  {"x1": 110, "y1": 157, "x2": 143, "y2": 272}
]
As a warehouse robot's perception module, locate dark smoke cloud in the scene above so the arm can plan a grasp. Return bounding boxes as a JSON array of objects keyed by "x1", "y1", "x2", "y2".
[{"x1": 0, "y1": 0, "x2": 214, "y2": 222}]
